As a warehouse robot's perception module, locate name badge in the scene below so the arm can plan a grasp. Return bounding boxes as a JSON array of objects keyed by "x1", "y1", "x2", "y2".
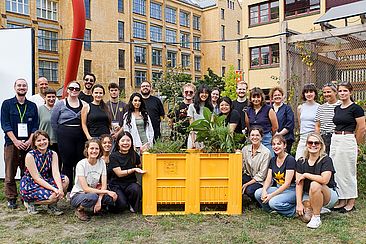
[{"x1": 18, "y1": 123, "x2": 28, "y2": 137}]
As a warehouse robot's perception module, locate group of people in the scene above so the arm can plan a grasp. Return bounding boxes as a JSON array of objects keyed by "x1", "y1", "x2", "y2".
[{"x1": 1, "y1": 76, "x2": 365, "y2": 227}]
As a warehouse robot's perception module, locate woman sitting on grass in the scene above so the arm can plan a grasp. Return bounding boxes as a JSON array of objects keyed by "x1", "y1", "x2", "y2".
[
  {"x1": 254, "y1": 135, "x2": 296, "y2": 217},
  {"x1": 70, "y1": 139, "x2": 117, "y2": 221},
  {"x1": 109, "y1": 132, "x2": 146, "y2": 213},
  {"x1": 20, "y1": 130, "x2": 69, "y2": 215},
  {"x1": 296, "y1": 133, "x2": 338, "y2": 229}
]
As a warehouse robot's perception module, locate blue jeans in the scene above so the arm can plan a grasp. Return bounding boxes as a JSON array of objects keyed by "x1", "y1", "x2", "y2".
[
  {"x1": 254, "y1": 185, "x2": 296, "y2": 217},
  {"x1": 262, "y1": 132, "x2": 274, "y2": 157}
]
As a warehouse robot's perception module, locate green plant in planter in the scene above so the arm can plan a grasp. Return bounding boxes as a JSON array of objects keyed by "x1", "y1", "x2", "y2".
[
  {"x1": 188, "y1": 107, "x2": 244, "y2": 153},
  {"x1": 147, "y1": 136, "x2": 186, "y2": 154}
]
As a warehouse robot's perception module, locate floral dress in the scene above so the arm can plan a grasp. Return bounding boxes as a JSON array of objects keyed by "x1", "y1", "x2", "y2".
[{"x1": 20, "y1": 149, "x2": 64, "y2": 202}]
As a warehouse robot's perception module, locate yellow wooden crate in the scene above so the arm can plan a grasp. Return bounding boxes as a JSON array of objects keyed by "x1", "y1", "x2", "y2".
[{"x1": 142, "y1": 151, "x2": 242, "y2": 215}]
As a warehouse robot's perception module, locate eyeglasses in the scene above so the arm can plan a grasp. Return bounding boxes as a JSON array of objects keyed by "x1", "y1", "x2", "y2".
[
  {"x1": 307, "y1": 140, "x2": 320, "y2": 146},
  {"x1": 185, "y1": 91, "x2": 194, "y2": 94},
  {"x1": 84, "y1": 78, "x2": 94, "y2": 82},
  {"x1": 68, "y1": 87, "x2": 81, "y2": 91}
]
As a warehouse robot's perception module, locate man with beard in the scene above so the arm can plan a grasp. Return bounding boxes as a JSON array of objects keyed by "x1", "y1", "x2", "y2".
[
  {"x1": 106, "y1": 82, "x2": 126, "y2": 139},
  {"x1": 140, "y1": 81, "x2": 165, "y2": 140},
  {"x1": 232, "y1": 81, "x2": 249, "y2": 133},
  {"x1": 1, "y1": 79, "x2": 39, "y2": 209},
  {"x1": 29, "y1": 77, "x2": 50, "y2": 107},
  {"x1": 79, "y1": 73, "x2": 96, "y2": 103},
  {"x1": 169, "y1": 83, "x2": 195, "y2": 144}
]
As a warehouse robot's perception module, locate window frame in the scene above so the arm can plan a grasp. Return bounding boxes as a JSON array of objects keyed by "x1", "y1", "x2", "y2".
[
  {"x1": 181, "y1": 53, "x2": 190, "y2": 68},
  {"x1": 152, "y1": 49, "x2": 162, "y2": 66},
  {"x1": 194, "y1": 56, "x2": 201, "y2": 71},
  {"x1": 249, "y1": 1, "x2": 279, "y2": 26},
  {"x1": 36, "y1": 0, "x2": 58, "y2": 21},
  {"x1": 134, "y1": 46, "x2": 147, "y2": 64},
  {"x1": 133, "y1": 0, "x2": 146, "y2": 16},
  {"x1": 118, "y1": 49, "x2": 125, "y2": 69},
  {"x1": 150, "y1": 1, "x2": 162, "y2": 20},
  {"x1": 180, "y1": 32, "x2": 190, "y2": 49},
  {"x1": 167, "y1": 51, "x2": 177, "y2": 67},
  {"x1": 285, "y1": 0, "x2": 320, "y2": 17},
  {"x1": 118, "y1": 0, "x2": 124, "y2": 13},
  {"x1": 165, "y1": 6, "x2": 177, "y2": 24},
  {"x1": 38, "y1": 29, "x2": 58, "y2": 52},
  {"x1": 193, "y1": 15, "x2": 200, "y2": 30},
  {"x1": 84, "y1": 29, "x2": 91, "y2": 51},
  {"x1": 135, "y1": 70, "x2": 147, "y2": 87},
  {"x1": 180, "y1": 11, "x2": 190, "y2": 27},
  {"x1": 118, "y1": 21, "x2": 124, "y2": 41},
  {"x1": 39, "y1": 60, "x2": 58, "y2": 83},
  {"x1": 133, "y1": 21, "x2": 147, "y2": 39},
  {"x1": 193, "y1": 36, "x2": 201, "y2": 51},
  {"x1": 6, "y1": 0, "x2": 30, "y2": 15},
  {"x1": 166, "y1": 29, "x2": 177, "y2": 44},
  {"x1": 85, "y1": 0, "x2": 91, "y2": 20},
  {"x1": 150, "y1": 25, "x2": 163, "y2": 42},
  {"x1": 250, "y1": 44, "x2": 280, "y2": 68}
]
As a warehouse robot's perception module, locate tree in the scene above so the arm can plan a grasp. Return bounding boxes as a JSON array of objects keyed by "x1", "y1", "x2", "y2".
[
  {"x1": 195, "y1": 68, "x2": 224, "y2": 90},
  {"x1": 221, "y1": 65, "x2": 239, "y2": 100}
]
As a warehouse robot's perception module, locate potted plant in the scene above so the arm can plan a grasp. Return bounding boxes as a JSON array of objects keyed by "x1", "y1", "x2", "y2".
[{"x1": 142, "y1": 108, "x2": 244, "y2": 215}]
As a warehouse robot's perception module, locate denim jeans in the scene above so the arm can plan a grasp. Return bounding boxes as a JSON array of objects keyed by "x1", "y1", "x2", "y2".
[
  {"x1": 262, "y1": 132, "x2": 274, "y2": 157},
  {"x1": 254, "y1": 185, "x2": 296, "y2": 217}
]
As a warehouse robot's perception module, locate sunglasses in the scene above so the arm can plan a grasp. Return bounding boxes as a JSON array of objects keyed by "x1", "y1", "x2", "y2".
[
  {"x1": 68, "y1": 87, "x2": 81, "y2": 91},
  {"x1": 185, "y1": 91, "x2": 194, "y2": 94},
  {"x1": 307, "y1": 140, "x2": 320, "y2": 146},
  {"x1": 84, "y1": 78, "x2": 94, "y2": 82}
]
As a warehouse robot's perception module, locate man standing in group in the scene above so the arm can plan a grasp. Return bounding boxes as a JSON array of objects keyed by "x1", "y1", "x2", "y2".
[
  {"x1": 232, "y1": 81, "x2": 249, "y2": 133},
  {"x1": 106, "y1": 82, "x2": 126, "y2": 139},
  {"x1": 140, "y1": 81, "x2": 165, "y2": 140},
  {"x1": 169, "y1": 83, "x2": 196, "y2": 144},
  {"x1": 1, "y1": 78, "x2": 39, "y2": 209},
  {"x1": 29, "y1": 77, "x2": 49, "y2": 107},
  {"x1": 79, "y1": 73, "x2": 96, "y2": 103}
]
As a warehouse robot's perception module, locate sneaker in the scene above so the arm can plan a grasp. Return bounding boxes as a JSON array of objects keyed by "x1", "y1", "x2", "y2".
[
  {"x1": 75, "y1": 208, "x2": 90, "y2": 221},
  {"x1": 47, "y1": 204, "x2": 64, "y2": 216},
  {"x1": 320, "y1": 207, "x2": 331, "y2": 214},
  {"x1": 24, "y1": 201, "x2": 39, "y2": 215},
  {"x1": 7, "y1": 199, "x2": 18, "y2": 209},
  {"x1": 307, "y1": 215, "x2": 322, "y2": 229},
  {"x1": 129, "y1": 205, "x2": 135, "y2": 213}
]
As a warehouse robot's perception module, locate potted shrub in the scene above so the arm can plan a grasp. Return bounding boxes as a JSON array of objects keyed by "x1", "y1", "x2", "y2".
[{"x1": 142, "y1": 108, "x2": 244, "y2": 215}]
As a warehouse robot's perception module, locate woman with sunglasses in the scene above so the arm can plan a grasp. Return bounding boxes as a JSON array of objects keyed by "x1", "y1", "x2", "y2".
[
  {"x1": 51, "y1": 81, "x2": 86, "y2": 193},
  {"x1": 247, "y1": 87, "x2": 278, "y2": 155},
  {"x1": 329, "y1": 82, "x2": 365, "y2": 213},
  {"x1": 81, "y1": 84, "x2": 111, "y2": 140},
  {"x1": 187, "y1": 84, "x2": 213, "y2": 149},
  {"x1": 254, "y1": 134, "x2": 296, "y2": 217},
  {"x1": 314, "y1": 82, "x2": 341, "y2": 154},
  {"x1": 269, "y1": 87, "x2": 295, "y2": 154},
  {"x1": 296, "y1": 133, "x2": 338, "y2": 229},
  {"x1": 295, "y1": 84, "x2": 319, "y2": 160}
]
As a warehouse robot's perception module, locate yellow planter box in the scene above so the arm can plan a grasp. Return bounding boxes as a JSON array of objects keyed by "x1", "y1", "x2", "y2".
[{"x1": 142, "y1": 151, "x2": 242, "y2": 215}]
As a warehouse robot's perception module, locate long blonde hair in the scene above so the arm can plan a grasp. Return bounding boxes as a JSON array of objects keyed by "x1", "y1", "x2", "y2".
[{"x1": 303, "y1": 132, "x2": 326, "y2": 160}]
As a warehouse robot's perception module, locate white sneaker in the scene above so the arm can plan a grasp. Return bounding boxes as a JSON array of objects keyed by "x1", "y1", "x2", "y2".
[
  {"x1": 320, "y1": 207, "x2": 331, "y2": 214},
  {"x1": 307, "y1": 215, "x2": 321, "y2": 229}
]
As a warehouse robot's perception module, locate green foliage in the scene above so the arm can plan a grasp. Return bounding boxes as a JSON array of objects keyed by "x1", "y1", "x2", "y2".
[
  {"x1": 188, "y1": 107, "x2": 244, "y2": 153},
  {"x1": 195, "y1": 68, "x2": 224, "y2": 90},
  {"x1": 221, "y1": 65, "x2": 239, "y2": 100},
  {"x1": 148, "y1": 137, "x2": 186, "y2": 153},
  {"x1": 357, "y1": 143, "x2": 366, "y2": 195}
]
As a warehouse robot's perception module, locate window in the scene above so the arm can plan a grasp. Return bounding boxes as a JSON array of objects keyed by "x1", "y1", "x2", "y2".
[
  {"x1": 193, "y1": 36, "x2": 200, "y2": 51},
  {"x1": 84, "y1": 0, "x2": 90, "y2": 19},
  {"x1": 150, "y1": 2, "x2": 161, "y2": 20},
  {"x1": 118, "y1": 21, "x2": 124, "y2": 41},
  {"x1": 193, "y1": 15, "x2": 200, "y2": 30},
  {"x1": 237, "y1": 40, "x2": 241, "y2": 54},
  {"x1": 165, "y1": 6, "x2": 176, "y2": 24},
  {"x1": 167, "y1": 51, "x2": 177, "y2": 67},
  {"x1": 133, "y1": 0, "x2": 146, "y2": 15},
  {"x1": 7, "y1": 23, "x2": 25, "y2": 28},
  {"x1": 84, "y1": 60, "x2": 91, "y2": 74},
  {"x1": 134, "y1": 46, "x2": 146, "y2": 64},
  {"x1": 150, "y1": 25, "x2": 162, "y2": 42},
  {"x1": 221, "y1": 25, "x2": 225, "y2": 40},
  {"x1": 285, "y1": 0, "x2": 320, "y2": 17},
  {"x1": 249, "y1": 1, "x2": 279, "y2": 26},
  {"x1": 38, "y1": 29, "x2": 58, "y2": 52},
  {"x1": 118, "y1": 49, "x2": 125, "y2": 69},
  {"x1": 36, "y1": 0, "x2": 57, "y2": 21},
  {"x1": 6, "y1": 0, "x2": 29, "y2": 15},
  {"x1": 166, "y1": 29, "x2": 177, "y2": 44},
  {"x1": 135, "y1": 70, "x2": 146, "y2": 87},
  {"x1": 119, "y1": 77, "x2": 126, "y2": 91},
  {"x1": 222, "y1": 66, "x2": 226, "y2": 77},
  {"x1": 250, "y1": 44, "x2": 279, "y2": 67},
  {"x1": 221, "y1": 46, "x2": 226, "y2": 61},
  {"x1": 221, "y1": 8, "x2": 225, "y2": 19},
  {"x1": 152, "y1": 49, "x2": 162, "y2": 66},
  {"x1": 39, "y1": 60, "x2": 58, "y2": 83},
  {"x1": 118, "y1": 0, "x2": 124, "y2": 13},
  {"x1": 133, "y1": 21, "x2": 146, "y2": 39},
  {"x1": 180, "y1": 32, "x2": 190, "y2": 48},
  {"x1": 238, "y1": 59, "x2": 241, "y2": 70},
  {"x1": 152, "y1": 72, "x2": 162, "y2": 81},
  {"x1": 181, "y1": 53, "x2": 190, "y2": 67},
  {"x1": 84, "y1": 29, "x2": 91, "y2": 51},
  {"x1": 237, "y1": 20, "x2": 240, "y2": 34},
  {"x1": 194, "y1": 56, "x2": 201, "y2": 71},
  {"x1": 180, "y1": 11, "x2": 190, "y2": 27}
]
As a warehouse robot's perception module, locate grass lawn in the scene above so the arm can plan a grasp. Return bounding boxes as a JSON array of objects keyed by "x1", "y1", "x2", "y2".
[{"x1": 0, "y1": 180, "x2": 364, "y2": 244}]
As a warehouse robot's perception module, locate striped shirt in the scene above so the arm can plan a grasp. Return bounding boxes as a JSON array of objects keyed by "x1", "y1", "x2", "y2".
[{"x1": 315, "y1": 100, "x2": 341, "y2": 134}]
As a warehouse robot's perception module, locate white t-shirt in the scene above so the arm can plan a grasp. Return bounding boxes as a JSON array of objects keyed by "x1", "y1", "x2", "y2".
[
  {"x1": 29, "y1": 94, "x2": 45, "y2": 108},
  {"x1": 70, "y1": 158, "x2": 106, "y2": 197}
]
